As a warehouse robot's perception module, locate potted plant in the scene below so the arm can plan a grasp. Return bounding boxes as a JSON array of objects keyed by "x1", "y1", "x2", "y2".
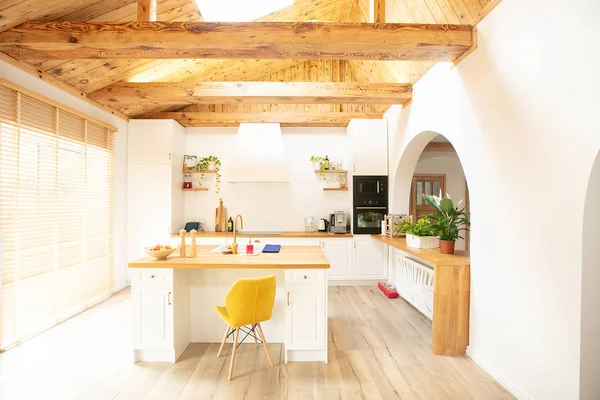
[
  {"x1": 309, "y1": 155, "x2": 326, "y2": 180},
  {"x1": 396, "y1": 217, "x2": 439, "y2": 249},
  {"x1": 422, "y1": 193, "x2": 470, "y2": 254},
  {"x1": 194, "y1": 156, "x2": 222, "y2": 195}
]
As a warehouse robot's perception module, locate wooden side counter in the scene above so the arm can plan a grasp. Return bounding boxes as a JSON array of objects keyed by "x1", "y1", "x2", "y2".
[{"x1": 372, "y1": 235, "x2": 470, "y2": 356}]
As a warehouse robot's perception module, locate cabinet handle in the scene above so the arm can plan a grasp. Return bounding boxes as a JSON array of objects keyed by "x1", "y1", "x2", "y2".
[
  {"x1": 168, "y1": 227, "x2": 171, "y2": 235},
  {"x1": 353, "y1": 241, "x2": 356, "y2": 249},
  {"x1": 169, "y1": 152, "x2": 172, "y2": 160},
  {"x1": 353, "y1": 164, "x2": 355, "y2": 173},
  {"x1": 168, "y1": 292, "x2": 172, "y2": 305},
  {"x1": 287, "y1": 292, "x2": 290, "y2": 306}
]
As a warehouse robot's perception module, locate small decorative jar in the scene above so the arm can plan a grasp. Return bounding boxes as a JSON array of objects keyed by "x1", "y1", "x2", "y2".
[{"x1": 183, "y1": 173, "x2": 192, "y2": 189}]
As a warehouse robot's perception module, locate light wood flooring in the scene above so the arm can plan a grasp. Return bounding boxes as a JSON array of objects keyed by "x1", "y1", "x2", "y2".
[{"x1": 0, "y1": 286, "x2": 514, "y2": 400}]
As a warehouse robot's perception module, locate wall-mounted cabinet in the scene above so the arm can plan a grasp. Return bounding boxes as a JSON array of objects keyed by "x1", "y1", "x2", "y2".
[
  {"x1": 348, "y1": 119, "x2": 388, "y2": 175},
  {"x1": 127, "y1": 120, "x2": 185, "y2": 262}
]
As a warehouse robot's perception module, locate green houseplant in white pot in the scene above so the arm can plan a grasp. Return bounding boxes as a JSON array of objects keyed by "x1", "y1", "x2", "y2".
[
  {"x1": 396, "y1": 218, "x2": 440, "y2": 249},
  {"x1": 422, "y1": 193, "x2": 470, "y2": 254}
]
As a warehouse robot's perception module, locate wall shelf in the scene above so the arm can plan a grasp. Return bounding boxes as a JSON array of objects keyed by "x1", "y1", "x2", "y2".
[
  {"x1": 183, "y1": 169, "x2": 217, "y2": 174},
  {"x1": 323, "y1": 187, "x2": 348, "y2": 191},
  {"x1": 314, "y1": 170, "x2": 348, "y2": 174},
  {"x1": 182, "y1": 187, "x2": 209, "y2": 192}
]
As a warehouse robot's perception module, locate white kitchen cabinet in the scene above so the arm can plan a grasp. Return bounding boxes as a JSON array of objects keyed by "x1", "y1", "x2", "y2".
[
  {"x1": 323, "y1": 239, "x2": 352, "y2": 279},
  {"x1": 348, "y1": 119, "x2": 388, "y2": 175},
  {"x1": 132, "y1": 283, "x2": 173, "y2": 350},
  {"x1": 354, "y1": 235, "x2": 387, "y2": 279},
  {"x1": 131, "y1": 268, "x2": 190, "y2": 363},
  {"x1": 285, "y1": 269, "x2": 327, "y2": 362},
  {"x1": 127, "y1": 120, "x2": 185, "y2": 262}
]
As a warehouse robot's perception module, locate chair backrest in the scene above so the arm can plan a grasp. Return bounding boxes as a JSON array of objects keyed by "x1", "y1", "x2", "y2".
[{"x1": 225, "y1": 275, "x2": 276, "y2": 328}]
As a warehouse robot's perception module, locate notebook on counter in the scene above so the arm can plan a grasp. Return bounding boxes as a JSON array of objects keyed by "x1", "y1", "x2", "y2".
[{"x1": 262, "y1": 244, "x2": 281, "y2": 253}]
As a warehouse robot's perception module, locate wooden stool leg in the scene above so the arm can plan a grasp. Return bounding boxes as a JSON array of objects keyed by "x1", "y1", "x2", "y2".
[
  {"x1": 228, "y1": 327, "x2": 240, "y2": 380},
  {"x1": 256, "y1": 323, "x2": 274, "y2": 367},
  {"x1": 252, "y1": 324, "x2": 258, "y2": 348},
  {"x1": 217, "y1": 326, "x2": 230, "y2": 358}
]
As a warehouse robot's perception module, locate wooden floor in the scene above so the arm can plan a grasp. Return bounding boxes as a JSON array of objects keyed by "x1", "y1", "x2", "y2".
[{"x1": 0, "y1": 286, "x2": 514, "y2": 400}]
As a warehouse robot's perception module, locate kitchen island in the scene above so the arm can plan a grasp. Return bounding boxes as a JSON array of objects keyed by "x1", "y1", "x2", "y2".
[{"x1": 129, "y1": 245, "x2": 330, "y2": 364}]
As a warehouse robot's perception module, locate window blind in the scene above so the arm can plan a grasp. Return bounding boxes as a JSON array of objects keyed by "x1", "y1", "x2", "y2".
[{"x1": 0, "y1": 83, "x2": 115, "y2": 350}]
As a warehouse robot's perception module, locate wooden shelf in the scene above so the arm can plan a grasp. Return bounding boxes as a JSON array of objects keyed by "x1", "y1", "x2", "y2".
[
  {"x1": 182, "y1": 169, "x2": 217, "y2": 174},
  {"x1": 323, "y1": 187, "x2": 348, "y2": 191},
  {"x1": 182, "y1": 187, "x2": 209, "y2": 192},
  {"x1": 314, "y1": 169, "x2": 348, "y2": 174}
]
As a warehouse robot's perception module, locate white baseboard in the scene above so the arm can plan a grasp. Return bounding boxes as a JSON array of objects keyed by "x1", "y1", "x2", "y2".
[{"x1": 466, "y1": 348, "x2": 530, "y2": 400}]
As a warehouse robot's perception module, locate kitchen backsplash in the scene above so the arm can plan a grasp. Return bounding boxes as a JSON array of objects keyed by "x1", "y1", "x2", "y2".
[{"x1": 184, "y1": 127, "x2": 351, "y2": 231}]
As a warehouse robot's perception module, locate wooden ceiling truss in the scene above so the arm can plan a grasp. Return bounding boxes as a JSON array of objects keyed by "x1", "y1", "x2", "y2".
[{"x1": 0, "y1": 0, "x2": 501, "y2": 125}]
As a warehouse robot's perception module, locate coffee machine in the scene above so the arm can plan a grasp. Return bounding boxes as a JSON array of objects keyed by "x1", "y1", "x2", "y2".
[{"x1": 329, "y1": 211, "x2": 347, "y2": 234}]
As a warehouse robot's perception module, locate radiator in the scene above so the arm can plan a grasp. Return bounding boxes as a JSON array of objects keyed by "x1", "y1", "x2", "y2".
[{"x1": 394, "y1": 254, "x2": 434, "y2": 320}]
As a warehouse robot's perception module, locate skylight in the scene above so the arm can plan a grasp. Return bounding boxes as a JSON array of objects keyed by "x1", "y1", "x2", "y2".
[{"x1": 196, "y1": 0, "x2": 293, "y2": 22}]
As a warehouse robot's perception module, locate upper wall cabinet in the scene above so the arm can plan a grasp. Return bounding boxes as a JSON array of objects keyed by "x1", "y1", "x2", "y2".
[
  {"x1": 128, "y1": 120, "x2": 176, "y2": 161},
  {"x1": 348, "y1": 119, "x2": 388, "y2": 176}
]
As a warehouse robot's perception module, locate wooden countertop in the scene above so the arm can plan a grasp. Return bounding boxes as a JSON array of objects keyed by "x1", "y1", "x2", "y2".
[
  {"x1": 171, "y1": 231, "x2": 353, "y2": 238},
  {"x1": 372, "y1": 235, "x2": 470, "y2": 266},
  {"x1": 129, "y1": 245, "x2": 330, "y2": 269}
]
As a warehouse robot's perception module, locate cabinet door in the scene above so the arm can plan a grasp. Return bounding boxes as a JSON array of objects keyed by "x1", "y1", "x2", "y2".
[
  {"x1": 285, "y1": 273, "x2": 326, "y2": 350},
  {"x1": 349, "y1": 119, "x2": 388, "y2": 175},
  {"x1": 127, "y1": 162, "x2": 172, "y2": 243},
  {"x1": 323, "y1": 240, "x2": 351, "y2": 279},
  {"x1": 286, "y1": 286, "x2": 324, "y2": 350},
  {"x1": 355, "y1": 239, "x2": 387, "y2": 279},
  {"x1": 128, "y1": 121, "x2": 173, "y2": 161},
  {"x1": 133, "y1": 285, "x2": 173, "y2": 349}
]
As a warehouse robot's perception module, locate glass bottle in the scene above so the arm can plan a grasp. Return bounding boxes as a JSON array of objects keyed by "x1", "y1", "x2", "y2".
[{"x1": 323, "y1": 155, "x2": 330, "y2": 170}]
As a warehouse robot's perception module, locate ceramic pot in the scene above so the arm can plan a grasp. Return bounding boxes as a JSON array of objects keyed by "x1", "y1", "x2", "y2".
[{"x1": 439, "y1": 239, "x2": 456, "y2": 254}]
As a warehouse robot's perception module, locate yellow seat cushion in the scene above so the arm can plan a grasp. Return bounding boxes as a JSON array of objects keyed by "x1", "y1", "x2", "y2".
[{"x1": 215, "y1": 275, "x2": 276, "y2": 328}]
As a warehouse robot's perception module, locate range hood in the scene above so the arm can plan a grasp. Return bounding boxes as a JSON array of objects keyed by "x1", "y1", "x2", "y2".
[{"x1": 224, "y1": 123, "x2": 291, "y2": 183}]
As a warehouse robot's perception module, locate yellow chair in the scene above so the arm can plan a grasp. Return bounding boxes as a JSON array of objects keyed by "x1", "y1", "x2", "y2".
[{"x1": 215, "y1": 275, "x2": 276, "y2": 380}]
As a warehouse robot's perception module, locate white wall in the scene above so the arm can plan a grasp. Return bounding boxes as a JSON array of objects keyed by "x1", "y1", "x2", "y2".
[
  {"x1": 0, "y1": 61, "x2": 129, "y2": 292},
  {"x1": 385, "y1": 0, "x2": 600, "y2": 398},
  {"x1": 184, "y1": 127, "x2": 351, "y2": 231},
  {"x1": 414, "y1": 153, "x2": 467, "y2": 250},
  {"x1": 580, "y1": 152, "x2": 600, "y2": 400}
]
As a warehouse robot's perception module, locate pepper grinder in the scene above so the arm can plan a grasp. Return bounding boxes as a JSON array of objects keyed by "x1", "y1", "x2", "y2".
[
  {"x1": 189, "y1": 229, "x2": 197, "y2": 258},
  {"x1": 179, "y1": 229, "x2": 187, "y2": 258}
]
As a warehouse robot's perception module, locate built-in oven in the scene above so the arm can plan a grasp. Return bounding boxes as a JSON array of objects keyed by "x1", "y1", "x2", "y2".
[
  {"x1": 353, "y1": 175, "x2": 388, "y2": 234},
  {"x1": 353, "y1": 206, "x2": 387, "y2": 234}
]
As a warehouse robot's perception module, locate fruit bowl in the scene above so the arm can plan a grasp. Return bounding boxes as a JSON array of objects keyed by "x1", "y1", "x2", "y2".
[{"x1": 144, "y1": 246, "x2": 177, "y2": 260}]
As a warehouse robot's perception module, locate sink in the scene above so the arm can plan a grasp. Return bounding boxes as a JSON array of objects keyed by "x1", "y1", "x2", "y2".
[{"x1": 212, "y1": 243, "x2": 266, "y2": 254}]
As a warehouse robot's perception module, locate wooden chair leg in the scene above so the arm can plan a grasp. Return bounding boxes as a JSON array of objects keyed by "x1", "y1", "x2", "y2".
[
  {"x1": 252, "y1": 324, "x2": 258, "y2": 348},
  {"x1": 256, "y1": 323, "x2": 274, "y2": 367},
  {"x1": 228, "y1": 327, "x2": 240, "y2": 380},
  {"x1": 217, "y1": 326, "x2": 230, "y2": 358}
]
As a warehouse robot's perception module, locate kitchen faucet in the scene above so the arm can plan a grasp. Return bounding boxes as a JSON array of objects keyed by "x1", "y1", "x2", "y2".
[{"x1": 231, "y1": 214, "x2": 244, "y2": 254}]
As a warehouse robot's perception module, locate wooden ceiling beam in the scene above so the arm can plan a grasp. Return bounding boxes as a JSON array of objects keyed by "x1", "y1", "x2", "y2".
[
  {"x1": 371, "y1": 0, "x2": 385, "y2": 23},
  {"x1": 137, "y1": 0, "x2": 157, "y2": 22},
  {"x1": 0, "y1": 21, "x2": 474, "y2": 61},
  {"x1": 88, "y1": 81, "x2": 412, "y2": 105},
  {"x1": 146, "y1": 112, "x2": 383, "y2": 127}
]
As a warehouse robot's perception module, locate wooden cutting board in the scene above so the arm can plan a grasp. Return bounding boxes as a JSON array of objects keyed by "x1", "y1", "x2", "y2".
[{"x1": 215, "y1": 200, "x2": 226, "y2": 232}]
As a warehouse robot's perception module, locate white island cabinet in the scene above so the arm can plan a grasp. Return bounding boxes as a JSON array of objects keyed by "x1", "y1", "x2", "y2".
[{"x1": 130, "y1": 246, "x2": 328, "y2": 364}]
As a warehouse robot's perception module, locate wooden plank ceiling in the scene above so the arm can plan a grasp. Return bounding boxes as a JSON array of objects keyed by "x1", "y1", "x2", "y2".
[{"x1": 0, "y1": 0, "x2": 494, "y2": 124}]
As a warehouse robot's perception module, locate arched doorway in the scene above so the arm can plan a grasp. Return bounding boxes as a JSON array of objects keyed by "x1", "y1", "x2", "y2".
[
  {"x1": 391, "y1": 131, "x2": 470, "y2": 250},
  {"x1": 580, "y1": 150, "x2": 600, "y2": 399}
]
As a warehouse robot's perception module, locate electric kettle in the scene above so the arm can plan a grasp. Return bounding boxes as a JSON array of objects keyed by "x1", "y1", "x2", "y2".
[{"x1": 318, "y1": 218, "x2": 329, "y2": 232}]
